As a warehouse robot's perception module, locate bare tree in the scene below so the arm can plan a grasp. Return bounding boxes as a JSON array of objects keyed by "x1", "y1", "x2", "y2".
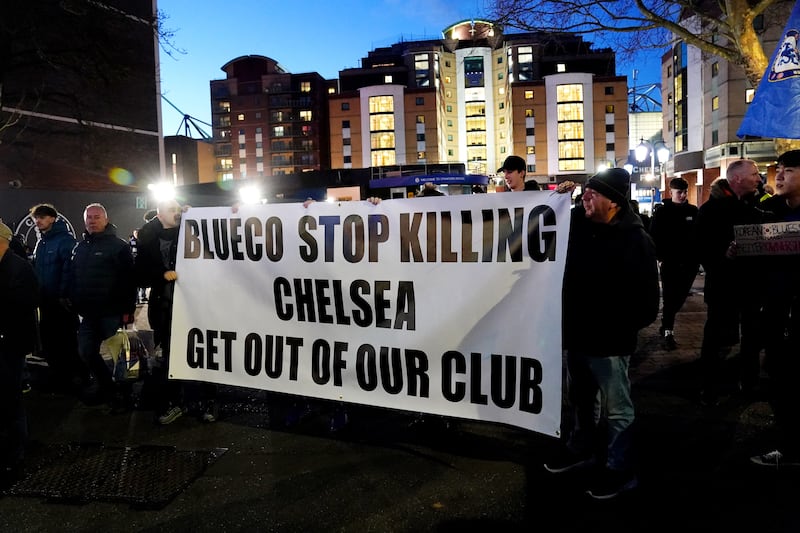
[
  {"x1": 491, "y1": 0, "x2": 800, "y2": 149},
  {"x1": 490, "y1": 0, "x2": 793, "y2": 88}
]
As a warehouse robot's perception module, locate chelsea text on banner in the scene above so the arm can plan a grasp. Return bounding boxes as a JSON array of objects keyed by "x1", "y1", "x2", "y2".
[{"x1": 169, "y1": 192, "x2": 571, "y2": 436}]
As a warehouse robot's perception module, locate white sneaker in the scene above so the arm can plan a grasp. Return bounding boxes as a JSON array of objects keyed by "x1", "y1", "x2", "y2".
[
  {"x1": 158, "y1": 406, "x2": 185, "y2": 425},
  {"x1": 750, "y1": 450, "x2": 800, "y2": 467}
]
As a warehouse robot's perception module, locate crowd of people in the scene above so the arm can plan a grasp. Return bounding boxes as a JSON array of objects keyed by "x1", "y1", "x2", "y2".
[{"x1": 1, "y1": 151, "x2": 798, "y2": 498}]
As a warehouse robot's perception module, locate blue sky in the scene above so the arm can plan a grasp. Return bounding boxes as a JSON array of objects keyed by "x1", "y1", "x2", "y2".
[{"x1": 157, "y1": 0, "x2": 662, "y2": 137}]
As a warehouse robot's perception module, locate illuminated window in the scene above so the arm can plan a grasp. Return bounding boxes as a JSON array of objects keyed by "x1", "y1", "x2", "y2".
[
  {"x1": 417, "y1": 151, "x2": 426, "y2": 160},
  {"x1": 369, "y1": 96, "x2": 394, "y2": 113},
  {"x1": 238, "y1": 113, "x2": 245, "y2": 121},
  {"x1": 746, "y1": 88, "x2": 755, "y2": 103},
  {"x1": 445, "y1": 76, "x2": 451, "y2": 83},
  {"x1": 527, "y1": 146, "x2": 535, "y2": 154},
  {"x1": 712, "y1": 95, "x2": 719, "y2": 110},
  {"x1": 369, "y1": 114, "x2": 394, "y2": 131},
  {"x1": 300, "y1": 110, "x2": 312, "y2": 121},
  {"x1": 273, "y1": 126, "x2": 284, "y2": 137},
  {"x1": 556, "y1": 83, "x2": 585, "y2": 172},
  {"x1": 525, "y1": 90, "x2": 534, "y2": 99},
  {"x1": 606, "y1": 105, "x2": 615, "y2": 113},
  {"x1": 525, "y1": 109, "x2": 533, "y2": 117},
  {"x1": 301, "y1": 81, "x2": 311, "y2": 92},
  {"x1": 416, "y1": 115, "x2": 425, "y2": 124},
  {"x1": 385, "y1": 75, "x2": 393, "y2": 83},
  {"x1": 557, "y1": 63, "x2": 566, "y2": 72},
  {"x1": 328, "y1": 87, "x2": 336, "y2": 94}
]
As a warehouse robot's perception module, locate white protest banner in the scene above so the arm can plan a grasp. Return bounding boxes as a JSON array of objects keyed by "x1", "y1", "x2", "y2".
[
  {"x1": 734, "y1": 222, "x2": 800, "y2": 256},
  {"x1": 169, "y1": 191, "x2": 571, "y2": 436}
]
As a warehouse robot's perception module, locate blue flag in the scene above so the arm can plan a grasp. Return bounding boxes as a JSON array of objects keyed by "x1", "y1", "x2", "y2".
[{"x1": 738, "y1": 0, "x2": 800, "y2": 139}]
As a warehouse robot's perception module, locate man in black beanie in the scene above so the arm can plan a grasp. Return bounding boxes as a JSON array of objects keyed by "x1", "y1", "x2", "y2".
[{"x1": 544, "y1": 167, "x2": 660, "y2": 500}]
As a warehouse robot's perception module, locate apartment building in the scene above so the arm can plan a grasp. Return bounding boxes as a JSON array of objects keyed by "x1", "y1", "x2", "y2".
[
  {"x1": 328, "y1": 20, "x2": 630, "y2": 188},
  {"x1": 661, "y1": 3, "x2": 791, "y2": 204},
  {"x1": 209, "y1": 56, "x2": 330, "y2": 181}
]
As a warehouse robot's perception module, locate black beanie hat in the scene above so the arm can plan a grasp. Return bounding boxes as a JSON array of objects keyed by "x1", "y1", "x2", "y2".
[
  {"x1": 585, "y1": 168, "x2": 630, "y2": 207},
  {"x1": 669, "y1": 177, "x2": 688, "y2": 191}
]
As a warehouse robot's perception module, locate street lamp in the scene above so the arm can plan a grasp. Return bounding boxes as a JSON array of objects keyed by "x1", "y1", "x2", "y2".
[{"x1": 635, "y1": 138, "x2": 670, "y2": 213}]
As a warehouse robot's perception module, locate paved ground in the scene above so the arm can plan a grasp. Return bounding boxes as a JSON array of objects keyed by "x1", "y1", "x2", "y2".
[{"x1": 1, "y1": 274, "x2": 798, "y2": 533}]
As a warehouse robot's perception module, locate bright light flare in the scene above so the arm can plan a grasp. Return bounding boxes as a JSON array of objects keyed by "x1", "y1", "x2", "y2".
[
  {"x1": 147, "y1": 182, "x2": 175, "y2": 203},
  {"x1": 239, "y1": 185, "x2": 263, "y2": 204}
]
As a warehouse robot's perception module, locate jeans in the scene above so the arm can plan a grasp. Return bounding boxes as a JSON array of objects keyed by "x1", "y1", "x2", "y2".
[
  {"x1": 566, "y1": 352, "x2": 635, "y2": 471},
  {"x1": 77, "y1": 315, "x2": 121, "y2": 395}
]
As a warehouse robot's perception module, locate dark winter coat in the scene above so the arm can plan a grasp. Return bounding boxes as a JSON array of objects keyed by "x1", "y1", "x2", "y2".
[
  {"x1": 562, "y1": 205, "x2": 660, "y2": 356},
  {"x1": 758, "y1": 195, "x2": 800, "y2": 341},
  {"x1": 649, "y1": 198, "x2": 699, "y2": 265},
  {"x1": 69, "y1": 223, "x2": 136, "y2": 318},
  {"x1": 0, "y1": 249, "x2": 39, "y2": 358},
  {"x1": 32, "y1": 218, "x2": 77, "y2": 301},
  {"x1": 134, "y1": 216, "x2": 179, "y2": 336},
  {"x1": 134, "y1": 216, "x2": 178, "y2": 297},
  {"x1": 696, "y1": 179, "x2": 764, "y2": 305}
]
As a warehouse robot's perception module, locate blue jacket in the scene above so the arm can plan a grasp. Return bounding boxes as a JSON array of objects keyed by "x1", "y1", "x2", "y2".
[
  {"x1": 32, "y1": 218, "x2": 77, "y2": 301},
  {"x1": 70, "y1": 223, "x2": 136, "y2": 318}
]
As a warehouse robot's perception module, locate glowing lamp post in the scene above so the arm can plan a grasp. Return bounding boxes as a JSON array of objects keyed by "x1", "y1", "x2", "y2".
[{"x1": 635, "y1": 138, "x2": 670, "y2": 213}]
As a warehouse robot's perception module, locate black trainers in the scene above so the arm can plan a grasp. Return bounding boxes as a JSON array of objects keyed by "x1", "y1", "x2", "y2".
[
  {"x1": 586, "y1": 468, "x2": 638, "y2": 500},
  {"x1": 543, "y1": 449, "x2": 596, "y2": 474}
]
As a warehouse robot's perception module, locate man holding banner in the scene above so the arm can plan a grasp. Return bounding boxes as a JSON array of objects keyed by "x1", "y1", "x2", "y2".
[
  {"x1": 750, "y1": 150, "x2": 800, "y2": 467},
  {"x1": 544, "y1": 168, "x2": 660, "y2": 500}
]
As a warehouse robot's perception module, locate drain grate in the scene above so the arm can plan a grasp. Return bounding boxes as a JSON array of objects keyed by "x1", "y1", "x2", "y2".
[{"x1": 4, "y1": 442, "x2": 227, "y2": 509}]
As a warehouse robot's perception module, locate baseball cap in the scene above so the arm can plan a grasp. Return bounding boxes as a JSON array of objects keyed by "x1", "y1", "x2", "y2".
[{"x1": 499, "y1": 155, "x2": 526, "y2": 172}]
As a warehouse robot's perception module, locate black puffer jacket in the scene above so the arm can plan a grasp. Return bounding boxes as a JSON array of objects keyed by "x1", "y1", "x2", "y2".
[
  {"x1": 0, "y1": 250, "x2": 39, "y2": 358},
  {"x1": 563, "y1": 205, "x2": 660, "y2": 355},
  {"x1": 69, "y1": 224, "x2": 136, "y2": 318},
  {"x1": 696, "y1": 179, "x2": 764, "y2": 305},
  {"x1": 650, "y1": 198, "x2": 699, "y2": 265}
]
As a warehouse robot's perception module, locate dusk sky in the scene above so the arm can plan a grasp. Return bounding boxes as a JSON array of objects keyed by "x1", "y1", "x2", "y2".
[{"x1": 157, "y1": 0, "x2": 663, "y2": 137}]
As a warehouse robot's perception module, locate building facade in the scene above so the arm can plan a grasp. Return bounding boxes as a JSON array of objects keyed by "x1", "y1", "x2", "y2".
[
  {"x1": 210, "y1": 21, "x2": 630, "y2": 192},
  {"x1": 661, "y1": 3, "x2": 791, "y2": 205},
  {"x1": 210, "y1": 56, "x2": 330, "y2": 181},
  {"x1": 327, "y1": 21, "x2": 630, "y2": 188},
  {"x1": 0, "y1": 0, "x2": 163, "y2": 238}
]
